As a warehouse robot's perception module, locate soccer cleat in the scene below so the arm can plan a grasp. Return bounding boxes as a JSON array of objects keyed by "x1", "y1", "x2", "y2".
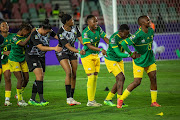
[
  {"x1": 122, "y1": 103, "x2": 128, "y2": 108},
  {"x1": 40, "y1": 100, "x2": 49, "y2": 106},
  {"x1": 15, "y1": 94, "x2": 18, "y2": 99},
  {"x1": 28, "y1": 99, "x2": 41, "y2": 106},
  {"x1": 15, "y1": 94, "x2": 23, "y2": 100},
  {"x1": 4, "y1": 100, "x2": 12, "y2": 106},
  {"x1": 117, "y1": 99, "x2": 123, "y2": 108},
  {"x1": 71, "y1": 98, "x2": 81, "y2": 105},
  {"x1": 104, "y1": 100, "x2": 116, "y2": 106},
  {"x1": 17, "y1": 100, "x2": 28, "y2": 107},
  {"x1": 87, "y1": 100, "x2": 102, "y2": 107},
  {"x1": 151, "y1": 102, "x2": 161, "y2": 107}
]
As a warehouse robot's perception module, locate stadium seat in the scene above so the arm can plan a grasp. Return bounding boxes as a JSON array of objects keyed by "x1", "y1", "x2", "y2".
[
  {"x1": 168, "y1": 7, "x2": 178, "y2": 22},
  {"x1": 159, "y1": 3, "x2": 168, "y2": 19},
  {"x1": 71, "y1": 0, "x2": 79, "y2": 6},
  {"x1": 29, "y1": 3, "x2": 36, "y2": 9},
  {"x1": 20, "y1": 3, "x2": 28, "y2": 14},
  {"x1": 43, "y1": 0, "x2": 50, "y2": 4},
  {"x1": 35, "y1": 0, "x2": 42, "y2": 4},
  {"x1": 133, "y1": 4, "x2": 141, "y2": 19},
  {"x1": 22, "y1": 13, "x2": 30, "y2": 19},
  {"x1": 44, "y1": 3, "x2": 52, "y2": 17},
  {"x1": 19, "y1": 0, "x2": 26, "y2": 4},
  {"x1": 27, "y1": 0, "x2": 34, "y2": 5},
  {"x1": 142, "y1": 4, "x2": 149, "y2": 15}
]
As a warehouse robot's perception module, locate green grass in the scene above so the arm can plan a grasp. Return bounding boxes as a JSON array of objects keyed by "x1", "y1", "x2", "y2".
[{"x1": 0, "y1": 60, "x2": 180, "y2": 120}]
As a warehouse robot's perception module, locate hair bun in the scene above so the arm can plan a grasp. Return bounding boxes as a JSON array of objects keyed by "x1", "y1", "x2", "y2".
[
  {"x1": 44, "y1": 19, "x2": 49, "y2": 24},
  {"x1": 59, "y1": 12, "x2": 65, "y2": 18}
]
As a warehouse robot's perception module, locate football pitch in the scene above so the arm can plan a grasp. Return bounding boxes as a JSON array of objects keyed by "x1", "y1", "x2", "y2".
[{"x1": 0, "y1": 60, "x2": 180, "y2": 120}]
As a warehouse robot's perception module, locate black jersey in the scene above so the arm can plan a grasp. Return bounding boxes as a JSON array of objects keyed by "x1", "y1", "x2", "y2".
[
  {"x1": 56, "y1": 25, "x2": 81, "y2": 54},
  {"x1": 26, "y1": 29, "x2": 56, "y2": 57}
]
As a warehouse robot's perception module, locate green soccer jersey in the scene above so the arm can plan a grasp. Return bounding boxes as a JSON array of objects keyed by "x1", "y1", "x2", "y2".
[
  {"x1": 81, "y1": 26, "x2": 106, "y2": 58},
  {"x1": 124, "y1": 27, "x2": 155, "y2": 67},
  {"x1": 1, "y1": 33, "x2": 15, "y2": 64},
  {"x1": 9, "y1": 34, "x2": 26, "y2": 62},
  {"x1": 105, "y1": 31, "x2": 130, "y2": 62}
]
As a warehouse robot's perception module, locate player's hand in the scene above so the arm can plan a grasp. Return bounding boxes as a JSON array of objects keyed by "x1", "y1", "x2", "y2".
[
  {"x1": 31, "y1": 28, "x2": 36, "y2": 33},
  {"x1": 3, "y1": 51, "x2": 10, "y2": 56},
  {"x1": 101, "y1": 49, "x2": 107, "y2": 56},
  {"x1": 134, "y1": 51, "x2": 141, "y2": 59},
  {"x1": 131, "y1": 51, "x2": 141, "y2": 59},
  {"x1": 80, "y1": 50, "x2": 86, "y2": 55},
  {"x1": 55, "y1": 45, "x2": 62, "y2": 52}
]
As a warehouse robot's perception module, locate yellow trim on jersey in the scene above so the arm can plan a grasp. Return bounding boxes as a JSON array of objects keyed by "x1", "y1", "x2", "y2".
[
  {"x1": 16, "y1": 35, "x2": 23, "y2": 37},
  {"x1": 135, "y1": 41, "x2": 153, "y2": 46},
  {"x1": 124, "y1": 40, "x2": 128, "y2": 44},
  {"x1": 129, "y1": 39, "x2": 135, "y2": 44},
  {"x1": 117, "y1": 34, "x2": 121, "y2": 38},
  {"x1": 16, "y1": 40, "x2": 21, "y2": 45},
  {"x1": 112, "y1": 46, "x2": 118, "y2": 48},
  {"x1": 83, "y1": 42, "x2": 91, "y2": 44}
]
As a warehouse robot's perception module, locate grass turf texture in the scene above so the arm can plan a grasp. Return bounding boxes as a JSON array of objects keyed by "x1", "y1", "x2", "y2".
[{"x1": 0, "y1": 60, "x2": 180, "y2": 120}]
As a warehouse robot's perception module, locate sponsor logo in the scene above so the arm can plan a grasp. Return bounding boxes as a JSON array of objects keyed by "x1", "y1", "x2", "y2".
[
  {"x1": 111, "y1": 38, "x2": 115, "y2": 44},
  {"x1": 88, "y1": 68, "x2": 91, "y2": 70},
  {"x1": 84, "y1": 33, "x2": 88, "y2": 38},
  {"x1": 141, "y1": 39, "x2": 145, "y2": 43},
  {"x1": 130, "y1": 35, "x2": 135, "y2": 40},
  {"x1": 137, "y1": 70, "x2": 141, "y2": 72},
  {"x1": 113, "y1": 63, "x2": 116, "y2": 66},
  {"x1": 33, "y1": 63, "x2": 37, "y2": 66}
]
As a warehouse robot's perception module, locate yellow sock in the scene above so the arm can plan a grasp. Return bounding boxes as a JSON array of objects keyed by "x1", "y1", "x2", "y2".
[
  {"x1": 17, "y1": 89, "x2": 22, "y2": 101},
  {"x1": 151, "y1": 90, "x2": 157, "y2": 103},
  {"x1": 120, "y1": 89, "x2": 130, "y2": 100},
  {"x1": 5, "y1": 91, "x2": 11, "y2": 99},
  {"x1": 21, "y1": 87, "x2": 25, "y2": 93},
  {"x1": 93, "y1": 75, "x2": 98, "y2": 98},
  {"x1": 87, "y1": 75, "x2": 95, "y2": 101},
  {"x1": 105, "y1": 92, "x2": 115, "y2": 100},
  {"x1": 117, "y1": 94, "x2": 122, "y2": 99}
]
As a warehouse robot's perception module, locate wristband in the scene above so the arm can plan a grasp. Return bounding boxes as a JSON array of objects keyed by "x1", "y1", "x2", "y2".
[
  {"x1": 130, "y1": 52, "x2": 133, "y2": 57},
  {"x1": 100, "y1": 48, "x2": 103, "y2": 51},
  {"x1": 1, "y1": 51, "x2": 3, "y2": 55}
]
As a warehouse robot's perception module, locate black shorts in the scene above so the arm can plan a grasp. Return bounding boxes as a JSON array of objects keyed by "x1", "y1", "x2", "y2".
[
  {"x1": 26, "y1": 55, "x2": 45, "y2": 72},
  {"x1": 56, "y1": 52, "x2": 78, "y2": 62}
]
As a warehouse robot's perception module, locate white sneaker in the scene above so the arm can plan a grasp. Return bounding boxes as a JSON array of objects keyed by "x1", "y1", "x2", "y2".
[
  {"x1": 4, "y1": 100, "x2": 12, "y2": 106},
  {"x1": 87, "y1": 100, "x2": 102, "y2": 107},
  {"x1": 17, "y1": 100, "x2": 28, "y2": 106}
]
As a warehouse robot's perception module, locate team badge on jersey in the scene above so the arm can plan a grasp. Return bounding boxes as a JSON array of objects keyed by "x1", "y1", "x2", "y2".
[
  {"x1": 130, "y1": 35, "x2": 135, "y2": 40},
  {"x1": 84, "y1": 33, "x2": 88, "y2": 38},
  {"x1": 13, "y1": 36, "x2": 17, "y2": 41},
  {"x1": 6, "y1": 39, "x2": 8, "y2": 42},
  {"x1": 35, "y1": 35, "x2": 39, "y2": 39},
  {"x1": 141, "y1": 39, "x2": 145, "y2": 43},
  {"x1": 59, "y1": 34, "x2": 64, "y2": 40},
  {"x1": 90, "y1": 39, "x2": 93, "y2": 42},
  {"x1": 111, "y1": 38, "x2": 115, "y2": 44}
]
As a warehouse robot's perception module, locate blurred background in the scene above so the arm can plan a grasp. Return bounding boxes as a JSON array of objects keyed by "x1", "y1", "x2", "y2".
[{"x1": 0, "y1": 0, "x2": 179, "y2": 65}]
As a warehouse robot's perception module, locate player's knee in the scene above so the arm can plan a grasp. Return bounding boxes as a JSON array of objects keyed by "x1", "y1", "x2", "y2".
[
  {"x1": 116, "y1": 74, "x2": 125, "y2": 82},
  {"x1": 72, "y1": 74, "x2": 76, "y2": 80},
  {"x1": 134, "y1": 80, "x2": 141, "y2": 86}
]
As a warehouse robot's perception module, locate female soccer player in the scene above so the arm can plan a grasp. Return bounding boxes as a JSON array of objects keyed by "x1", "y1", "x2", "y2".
[
  {"x1": 103, "y1": 24, "x2": 140, "y2": 107},
  {"x1": 8, "y1": 22, "x2": 33, "y2": 106},
  {"x1": 0, "y1": 19, "x2": 16, "y2": 106},
  {"x1": 26, "y1": 19, "x2": 62, "y2": 106},
  {"x1": 81, "y1": 15, "x2": 109, "y2": 106},
  {"x1": 56, "y1": 12, "x2": 85, "y2": 106},
  {"x1": 118, "y1": 15, "x2": 161, "y2": 108}
]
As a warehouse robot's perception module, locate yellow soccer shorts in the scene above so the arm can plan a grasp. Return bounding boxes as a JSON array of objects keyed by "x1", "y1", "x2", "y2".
[
  {"x1": 8, "y1": 60, "x2": 29, "y2": 72},
  {"x1": 105, "y1": 58, "x2": 124, "y2": 77},
  {"x1": 133, "y1": 60, "x2": 157, "y2": 78},
  {"x1": 81, "y1": 54, "x2": 100, "y2": 74},
  {"x1": 2, "y1": 62, "x2": 10, "y2": 73}
]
